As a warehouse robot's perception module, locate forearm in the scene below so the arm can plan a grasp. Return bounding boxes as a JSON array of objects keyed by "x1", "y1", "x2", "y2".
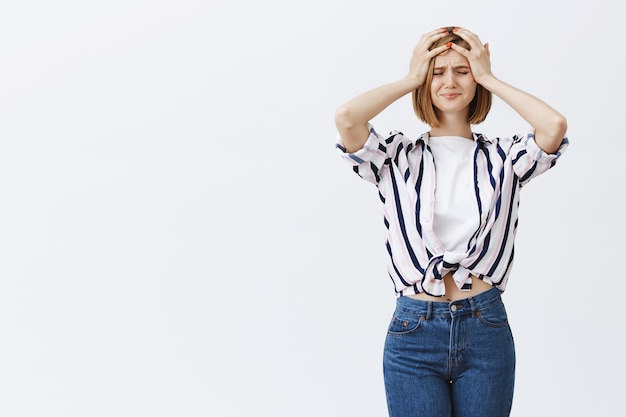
[
  {"x1": 335, "y1": 77, "x2": 419, "y2": 153},
  {"x1": 481, "y1": 76, "x2": 567, "y2": 154}
]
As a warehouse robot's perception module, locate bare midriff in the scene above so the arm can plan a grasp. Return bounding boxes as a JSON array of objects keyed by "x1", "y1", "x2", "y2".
[{"x1": 408, "y1": 273, "x2": 493, "y2": 302}]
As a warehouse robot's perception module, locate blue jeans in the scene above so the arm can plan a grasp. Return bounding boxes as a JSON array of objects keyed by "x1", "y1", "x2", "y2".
[{"x1": 383, "y1": 287, "x2": 515, "y2": 417}]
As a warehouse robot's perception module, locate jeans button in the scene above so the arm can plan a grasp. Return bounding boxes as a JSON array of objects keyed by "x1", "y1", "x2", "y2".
[{"x1": 451, "y1": 305, "x2": 457, "y2": 312}]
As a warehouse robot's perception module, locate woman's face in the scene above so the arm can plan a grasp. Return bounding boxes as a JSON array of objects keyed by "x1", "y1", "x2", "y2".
[{"x1": 430, "y1": 49, "x2": 477, "y2": 117}]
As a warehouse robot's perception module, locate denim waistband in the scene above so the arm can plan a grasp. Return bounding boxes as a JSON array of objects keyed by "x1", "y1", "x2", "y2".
[{"x1": 394, "y1": 286, "x2": 503, "y2": 319}]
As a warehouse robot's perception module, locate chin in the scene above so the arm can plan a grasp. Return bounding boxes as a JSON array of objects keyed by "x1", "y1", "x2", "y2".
[{"x1": 436, "y1": 105, "x2": 470, "y2": 115}]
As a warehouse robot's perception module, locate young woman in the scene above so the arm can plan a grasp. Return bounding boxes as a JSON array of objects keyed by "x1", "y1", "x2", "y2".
[{"x1": 335, "y1": 27, "x2": 568, "y2": 417}]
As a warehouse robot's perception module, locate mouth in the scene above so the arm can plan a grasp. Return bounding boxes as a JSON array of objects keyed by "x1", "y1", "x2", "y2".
[{"x1": 441, "y1": 93, "x2": 461, "y2": 99}]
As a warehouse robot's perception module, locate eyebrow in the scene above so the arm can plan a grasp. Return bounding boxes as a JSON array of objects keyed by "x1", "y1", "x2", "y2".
[{"x1": 434, "y1": 64, "x2": 471, "y2": 70}]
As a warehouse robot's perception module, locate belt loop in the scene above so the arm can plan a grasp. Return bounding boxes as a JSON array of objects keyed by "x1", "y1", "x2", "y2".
[
  {"x1": 468, "y1": 296, "x2": 479, "y2": 317},
  {"x1": 426, "y1": 301, "x2": 433, "y2": 321}
]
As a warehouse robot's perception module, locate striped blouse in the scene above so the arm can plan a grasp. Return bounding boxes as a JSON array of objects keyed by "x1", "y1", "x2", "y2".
[{"x1": 337, "y1": 124, "x2": 569, "y2": 297}]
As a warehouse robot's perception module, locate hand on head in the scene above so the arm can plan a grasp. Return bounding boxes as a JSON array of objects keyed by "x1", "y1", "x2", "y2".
[
  {"x1": 408, "y1": 27, "x2": 493, "y2": 86},
  {"x1": 447, "y1": 27, "x2": 493, "y2": 84},
  {"x1": 406, "y1": 28, "x2": 450, "y2": 87}
]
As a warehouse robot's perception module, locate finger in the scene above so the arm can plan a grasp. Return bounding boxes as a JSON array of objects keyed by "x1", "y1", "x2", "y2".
[
  {"x1": 418, "y1": 27, "x2": 447, "y2": 43},
  {"x1": 453, "y1": 27, "x2": 479, "y2": 40},
  {"x1": 415, "y1": 29, "x2": 451, "y2": 52},
  {"x1": 430, "y1": 43, "x2": 452, "y2": 56},
  {"x1": 427, "y1": 28, "x2": 451, "y2": 43},
  {"x1": 431, "y1": 27, "x2": 451, "y2": 36},
  {"x1": 452, "y1": 27, "x2": 483, "y2": 49},
  {"x1": 447, "y1": 42, "x2": 470, "y2": 57}
]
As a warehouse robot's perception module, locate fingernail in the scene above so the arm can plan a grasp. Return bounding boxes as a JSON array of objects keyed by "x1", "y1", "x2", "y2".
[
  {"x1": 446, "y1": 42, "x2": 452, "y2": 48},
  {"x1": 453, "y1": 27, "x2": 459, "y2": 32}
]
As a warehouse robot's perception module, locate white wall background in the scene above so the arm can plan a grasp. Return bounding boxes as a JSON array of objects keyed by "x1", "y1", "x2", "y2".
[{"x1": 0, "y1": 0, "x2": 622, "y2": 416}]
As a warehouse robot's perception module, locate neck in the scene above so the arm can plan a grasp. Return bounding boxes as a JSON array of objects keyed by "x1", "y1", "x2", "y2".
[
  {"x1": 430, "y1": 111, "x2": 472, "y2": 139},
  {"x1": 429, "y1": 124, "x2": 473, "y2": 139}
]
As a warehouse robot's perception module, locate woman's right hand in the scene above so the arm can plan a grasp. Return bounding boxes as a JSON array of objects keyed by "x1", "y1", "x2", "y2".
[
  {"x1": 335, "y1": 28, "x2": 451, "y2": 152},
  {"x1": 406, "y1": 28, "x2": 451, "y2": 87}
]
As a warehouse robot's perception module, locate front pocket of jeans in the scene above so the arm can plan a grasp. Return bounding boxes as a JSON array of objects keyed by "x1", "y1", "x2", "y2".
[
  {"x1": 476, "y1": 300, "x2": 509, "y2": 328},
  {"x1": 387, "y1": 313, "x2": 423, "y2": 336}
]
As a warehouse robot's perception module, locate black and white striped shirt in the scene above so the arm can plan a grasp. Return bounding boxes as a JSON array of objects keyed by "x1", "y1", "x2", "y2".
[{"x1": 337, "y1": 124, "x2": 569, "y2": 297}]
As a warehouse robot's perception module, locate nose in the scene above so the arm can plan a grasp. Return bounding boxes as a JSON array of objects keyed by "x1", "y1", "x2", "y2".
[{"x1": 443, "y1": 71, "x2": 457, "y2": 87}]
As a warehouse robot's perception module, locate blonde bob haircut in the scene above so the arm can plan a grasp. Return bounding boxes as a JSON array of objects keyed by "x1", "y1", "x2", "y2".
[{"x1": 412, "y1": 32, "x2": 492, "y2": 127}]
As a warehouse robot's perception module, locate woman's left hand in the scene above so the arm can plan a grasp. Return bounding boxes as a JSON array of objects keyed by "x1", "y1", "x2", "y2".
[{"x1": 448, "y1": 27, "x2": 494, "y2": 85}]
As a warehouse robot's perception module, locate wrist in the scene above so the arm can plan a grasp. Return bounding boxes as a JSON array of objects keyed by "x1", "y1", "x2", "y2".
[
  {"x1": 401, "y1": 75, "x2": 423, "y2": 91},
  {"x1": 474, "y1": 73, "x2": 499, "y2": 90}
]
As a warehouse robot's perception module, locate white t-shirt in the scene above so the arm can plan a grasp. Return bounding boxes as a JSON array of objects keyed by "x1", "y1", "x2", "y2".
[{"x1": 428, "y1": 136, "x2": 480, "y2": 252}]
